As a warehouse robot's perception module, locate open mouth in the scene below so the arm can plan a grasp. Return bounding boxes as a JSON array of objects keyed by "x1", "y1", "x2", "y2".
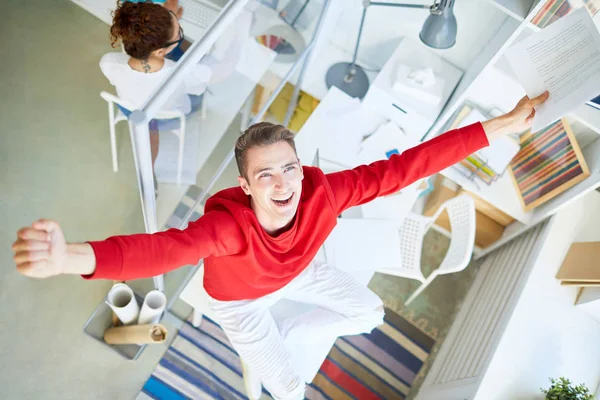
[{"x1": 271, "y1": 193, "x2": 294, "y2": 207}]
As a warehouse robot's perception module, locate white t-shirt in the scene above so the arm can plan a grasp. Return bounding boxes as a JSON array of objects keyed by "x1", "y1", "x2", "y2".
[{"x1": 99, "y1": 52, "x2": 212, "y2": 115}]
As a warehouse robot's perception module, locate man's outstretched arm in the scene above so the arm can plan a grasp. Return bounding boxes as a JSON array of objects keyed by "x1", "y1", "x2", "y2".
[
  {"x1": 12, "y1": 220, "x2": 96, "y2": 278},
  {"x1": 325, "y1": 92, "x2": 549, "y2": 214},
  {"x1": 12, "y1": 212, "x2": 244, "y2": 280}
]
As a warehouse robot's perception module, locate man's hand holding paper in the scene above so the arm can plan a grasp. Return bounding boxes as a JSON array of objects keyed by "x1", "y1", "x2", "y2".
[{"x1": 505, "y1": 8, "x2": 600, "y2": 132}]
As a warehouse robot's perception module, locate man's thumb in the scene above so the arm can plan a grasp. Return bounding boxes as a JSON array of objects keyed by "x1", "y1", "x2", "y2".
[
  {"x1": 32, "y1": 219, "x2": 59, "y2": 234},
  {"x1": 531, "y1": 91, "x2": 549, "y2": 106}
]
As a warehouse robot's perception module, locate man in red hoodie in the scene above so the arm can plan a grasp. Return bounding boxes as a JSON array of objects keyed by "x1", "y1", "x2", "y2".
[{"x1": 12, "y1": 92, "x2": 547, "y2": 399}]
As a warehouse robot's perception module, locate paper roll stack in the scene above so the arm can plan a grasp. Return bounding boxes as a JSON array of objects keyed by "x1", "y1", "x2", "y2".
[
  {"x1": 104, "y1": 324, "x2": 168, "y2": 345},
  {"x1": 138, "y1": 290, "x2": 167, "y2": 325}
]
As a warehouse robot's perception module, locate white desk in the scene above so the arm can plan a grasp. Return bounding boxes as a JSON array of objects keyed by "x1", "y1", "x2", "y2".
[
  {"x1": 362, "y1": 38, "x2": 463, "y2": 142},
  {"x1": 71, "y1": 0, "x2": 218, "y2": 39}
]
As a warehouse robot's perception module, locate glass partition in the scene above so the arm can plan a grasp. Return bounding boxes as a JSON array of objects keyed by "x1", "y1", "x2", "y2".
[{"x1": 124, "y1": 0, "x2": 331, "y2": 307}]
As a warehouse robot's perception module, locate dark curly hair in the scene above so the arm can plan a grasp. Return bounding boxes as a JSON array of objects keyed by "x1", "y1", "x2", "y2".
[{"x1": 109, "y1": 0, "x2": 173, "y2": 60}]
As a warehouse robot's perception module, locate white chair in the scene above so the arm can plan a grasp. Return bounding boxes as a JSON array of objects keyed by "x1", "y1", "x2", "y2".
[
  {"x1": 100, "y1": 91, "x2": 187, "y2": 186},
  {"x1": 377, "y1": 195, "x2": 476, "y2": 306}
]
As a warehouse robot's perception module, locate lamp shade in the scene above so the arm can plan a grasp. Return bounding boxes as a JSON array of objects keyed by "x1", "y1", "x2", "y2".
[{"x1": 419, "y1": 0, "x2": 457, "y2": 49}]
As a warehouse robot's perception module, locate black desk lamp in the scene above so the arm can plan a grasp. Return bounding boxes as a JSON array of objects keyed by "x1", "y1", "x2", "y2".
[{"x1": 325, "y1": 0, "x2": 457, "y2": 99}]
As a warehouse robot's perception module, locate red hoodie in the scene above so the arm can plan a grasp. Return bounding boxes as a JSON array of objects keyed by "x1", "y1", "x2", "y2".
[{"x1": 86, "y1": 123, "x2": 488, "y2": 300}]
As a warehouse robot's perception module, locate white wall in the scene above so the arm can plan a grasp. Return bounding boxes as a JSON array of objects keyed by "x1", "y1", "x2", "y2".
[
  {"x1": 327, "y1": 0, "x2": 508, "y2": 71},
  {"x1": 474, "y1": 192, "x2": 600, "y2": 400}
]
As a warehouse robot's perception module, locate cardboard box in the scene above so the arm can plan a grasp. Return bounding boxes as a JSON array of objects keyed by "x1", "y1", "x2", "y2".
[
  {"x1": 425, "y1": 176, "x2": 505, "y2": 249},
  {"x1": 458, "y1": 189, "x2": 515, "y2": 227},
  {"x1": 424, "y1": 175, "x2": 459, "y2": 216}
]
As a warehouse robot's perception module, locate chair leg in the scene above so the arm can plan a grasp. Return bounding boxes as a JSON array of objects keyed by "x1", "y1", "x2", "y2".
[
  {"x1": 177, "y1": 117, "x2": 186, "y2": 187},
  {"x1": 108, "y1": 102, "x2": 118, "y2": 172},
  {"x1": 191, "y1": 309, "x2": 203, "y2": 328},
  {"x1": 405, "y1": 273, "x2": 437, "y2": 306},
  {"x1": 200, "y1": 95, "x2": 207, "y2": 120}
]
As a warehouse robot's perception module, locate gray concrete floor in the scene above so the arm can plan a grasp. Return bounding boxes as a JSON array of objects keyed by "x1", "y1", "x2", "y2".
[{"x1": 0, "y1": 1, "x2": 182, "y2": 399}]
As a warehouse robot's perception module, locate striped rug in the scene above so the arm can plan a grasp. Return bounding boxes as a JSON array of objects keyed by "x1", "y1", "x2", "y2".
[
  {"x1": 137, "y1": 317, "x2": 274, "y2": 400},
  {"x1": 308, "y1": 308, "x2": 434, "y2": 399},
  {"x1": 138, "y1": 308, "x2": 433, "y2": 400}
]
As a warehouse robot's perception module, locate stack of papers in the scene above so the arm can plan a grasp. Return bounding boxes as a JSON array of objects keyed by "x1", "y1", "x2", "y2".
[
  {"x1": 355, "y1": 121, "x2": 424, "y2": 224},
  {"x1": 318, "y1": 98, "x2": 374, "y2": 167},
  {"x1": 358, "y1": 121, "x2": 419, "y2": 165}
]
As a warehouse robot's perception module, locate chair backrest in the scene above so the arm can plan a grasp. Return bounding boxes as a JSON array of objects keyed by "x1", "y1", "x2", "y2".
[
  {"x1": 435, "y1": 195, "x2": 476, "y2": 274},
  {"x1": 100, "y1": 91, "x2": 185, "y2": 120},
  {"x1": 398, "y1": 212, "x2": 425, "y2": 268}
]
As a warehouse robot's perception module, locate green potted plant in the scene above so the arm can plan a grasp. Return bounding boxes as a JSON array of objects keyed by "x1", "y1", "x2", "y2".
[{"x1": 541, "y1": 377, "x2": 594, "y2": 400}]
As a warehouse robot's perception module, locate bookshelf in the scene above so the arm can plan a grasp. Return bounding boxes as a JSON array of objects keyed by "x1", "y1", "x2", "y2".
[
  {"x1": 423, "y1": 0, "x2": 600, "y2": 259},
  {"x1": 483, "y1": 0, "x2": 538, "y2": 21}
]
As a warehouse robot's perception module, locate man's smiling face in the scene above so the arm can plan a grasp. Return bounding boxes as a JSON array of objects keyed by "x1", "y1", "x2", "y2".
[{"x1": 238, "y1": 141, "x2": 304, "y2": 234}]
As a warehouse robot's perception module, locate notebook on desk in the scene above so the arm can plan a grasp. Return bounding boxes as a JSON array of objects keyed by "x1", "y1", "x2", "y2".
[{"x1": 587, "y1": 95, "x2": 600, "y2": 111}]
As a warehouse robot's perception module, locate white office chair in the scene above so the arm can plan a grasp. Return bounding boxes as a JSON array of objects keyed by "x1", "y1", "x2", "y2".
[
  {"x1": 377, "y1": 195, "x2": 476, "y2": 306},
  {"x1": 100, "y1": 91, "x2": 187, "y2": 186}
]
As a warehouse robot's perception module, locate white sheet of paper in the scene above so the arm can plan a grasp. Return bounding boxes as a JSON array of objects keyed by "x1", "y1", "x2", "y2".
[
  {"x1": 477, "y1": 137, "x2": 520, "y2": 174},
  {"x1": 322, "y1": 97, "x2": 362, "y2": 119},
  {"x1": 505, "y1": 8, "x2": 600, "y2": 132},
  {"x1": 358, "y1": 121, "x2": 418, "y2": 165},
  {"x1": 319, "y1": 103, "x2": 372, "y2": 167},
  {"x1": 457, "y1": 108, "x2": 487, "y2": 128},
  {"x1": 361, "y1": 190, "x2": 420, "y2": 223},
  {"x1": 324, "y1": 218, "x2": 402, "y2": 273}
]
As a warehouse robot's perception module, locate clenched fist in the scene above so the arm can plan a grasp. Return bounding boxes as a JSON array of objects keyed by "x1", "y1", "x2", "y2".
[{"x1": 12, "y1": 219, "x2": 68, "y2": 278}]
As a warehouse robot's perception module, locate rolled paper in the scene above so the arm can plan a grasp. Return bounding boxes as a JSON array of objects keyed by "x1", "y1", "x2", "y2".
[
  {"x1": 111, "y1": 280, "x2": 125, "y2": 326},
  {"x1": 106, "y1": 283, "x2": 140, "y2": 325},
  {"x1": 104, "y1": 324, "x2": 168, "y2": 345},
  {"x1": 138, "y1": 290, "x2": 167, "y2": 325}
]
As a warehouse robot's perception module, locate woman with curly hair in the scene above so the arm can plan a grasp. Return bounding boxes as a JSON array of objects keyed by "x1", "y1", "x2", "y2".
[{"x1": 100, "y1": 0, "x2": 250, "y2": 177}]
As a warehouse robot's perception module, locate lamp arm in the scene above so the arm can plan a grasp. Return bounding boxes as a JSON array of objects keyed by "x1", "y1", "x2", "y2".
[
  {"x1": 289, "y1": 0, "x2": 311, "y2": 28},
  {"x1": 367, "y1": 1, "x2": 431, "y2": 10},
  {"x1": 350, "y1": 6, "x2": 368, "y2": 68},
  {"x1": 350, "y1": 0, "x2": 438, "y2": 71}
]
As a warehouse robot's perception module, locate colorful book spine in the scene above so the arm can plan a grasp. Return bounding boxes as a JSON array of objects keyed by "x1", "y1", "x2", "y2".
[{"x1": 531, "y1": 0, "x2": 573, "y2": 28}]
